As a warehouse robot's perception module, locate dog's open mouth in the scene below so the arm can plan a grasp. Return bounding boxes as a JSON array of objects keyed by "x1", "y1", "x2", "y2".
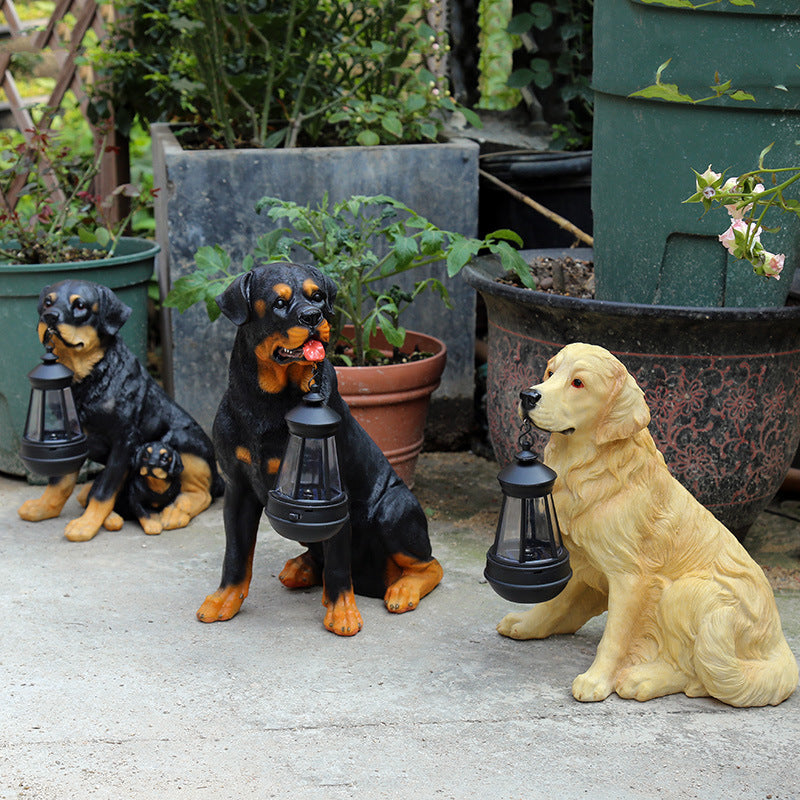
[{"x1": 273, "y1": 338, "x2": 326, "y2": 364}]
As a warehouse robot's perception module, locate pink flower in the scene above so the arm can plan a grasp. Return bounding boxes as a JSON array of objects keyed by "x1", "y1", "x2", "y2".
[
  {"x1": 724, "y1": 182, "x2": 764, "y2": 220},
  {"x1": 718, "y1": 219, "x2": 761, "y2": 256},
  {"x1": 760, "y1": 252, "x2": 785, "y2": 279}
]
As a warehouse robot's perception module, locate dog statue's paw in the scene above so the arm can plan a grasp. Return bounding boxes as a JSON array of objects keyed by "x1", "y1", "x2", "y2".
[
  {"x1": 160, "y1": 503, "x2": 191, "y2": 530},
  {"x1": 384, "y1": 556, "x2": 443, "y2": 613},
  {"x1": 18, "y1": 498, "x2": 61, "y2": 522},
  {"x1": 323, "y1": 589, "x2": 363, "y2": 636},
  {"x1": 197, "y1": 585, "x2": 247, "y2": 622},
  {"x1": 496, "y1": 609, "x2": 547, "y2": 639},
  {"x1": 279, "y1": 552, "x2": 321, "y2": 589},
  {"x1": 139, "y1": 516, "x2": 164, "y2": 535},
  {"x1": 64, "y1": 516, "x2": 102, "y2": 542},
  {"x1": 572, "y1": 670, "x2": 614, "y2": 702},
  {"x1": 103, "y1": 511, "x2": 124, "y2": 531}
]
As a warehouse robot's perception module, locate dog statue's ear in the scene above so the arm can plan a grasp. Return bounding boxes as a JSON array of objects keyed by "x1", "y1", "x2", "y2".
[
  {"x1": 595, "y1": 370, "x2": 650, "y2": 445},
  {"x1": 216, "y1": 272, "x2": 253, "y2": 326},
  {"x1": 170, "y1": 448, "x2": 184, "y2": 476},
  {"x1": 97, "y1": 285, "x2": 132, "y2": 337},
  {"x1": 321, "y1": 271, "x2": 337, "y2": 316}
]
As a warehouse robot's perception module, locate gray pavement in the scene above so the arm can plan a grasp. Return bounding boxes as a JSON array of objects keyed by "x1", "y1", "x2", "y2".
[{"x1": 1, "y1": 451, "x2": 799, "y2": 800}]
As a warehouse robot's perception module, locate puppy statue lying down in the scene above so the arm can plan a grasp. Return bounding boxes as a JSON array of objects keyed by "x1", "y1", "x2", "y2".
[{"x1": 498, "y1": 342, "x2": 798, "y2": 707}]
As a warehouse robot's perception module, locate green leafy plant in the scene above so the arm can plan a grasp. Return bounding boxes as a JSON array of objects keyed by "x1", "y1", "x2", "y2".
[
  {"x1": 93, "y1": 0, "x2": 479, "y2": 149},
  {"x1": 165, "y1": 193, "x2": 533, "y2": 365},
  {"x1": 0, "y1": 120, "x2": 156, "y2": 264},
  {"x1": 504, "y1": 0, "x2": 594, "y2": 150}
]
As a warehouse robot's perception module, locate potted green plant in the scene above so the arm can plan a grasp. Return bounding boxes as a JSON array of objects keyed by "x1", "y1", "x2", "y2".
[
  {"x1": 165, "y1": 192, "x2": 529, "y2": 485},
  {"x1": 0, "y1": 121, "x2": 159, "y2": 477},
  {"x1": 94, "y1": 0, "x2": 485, "y2": 441}
]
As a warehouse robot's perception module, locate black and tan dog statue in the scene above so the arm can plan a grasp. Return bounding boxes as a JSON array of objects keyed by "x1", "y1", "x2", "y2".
[
  {"x1": 197, "y1": 262, "x2": 443, "y2": 636},
  {"x1": 18, "y1": 280, "x2": 223, "y2": 541},
  {"x1": 498, "y1": 342, "x2": 798, "y2": 707}
]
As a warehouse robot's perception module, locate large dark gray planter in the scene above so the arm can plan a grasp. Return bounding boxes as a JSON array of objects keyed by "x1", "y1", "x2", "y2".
[
  {"x1": 152, "y1": 123, "x2": 479, "y2": 446},
  {"x1": 463, "y1": 249, "x2": 800, "y2": 538}
]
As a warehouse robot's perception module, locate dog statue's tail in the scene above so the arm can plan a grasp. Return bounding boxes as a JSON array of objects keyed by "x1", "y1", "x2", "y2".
[{"x1": 693, "y1": 603, "x2": 799, "y2": 707}]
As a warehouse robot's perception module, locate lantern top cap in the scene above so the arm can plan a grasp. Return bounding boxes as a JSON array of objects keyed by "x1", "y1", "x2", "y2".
[
  {"x1": 27, "y1": 345, "x2": 75, "y2": 389},
  {"x1": 497, "y1": 449, "x2": 557, "y2": 497},
  {"x1": 284, "y1": 390, "x2": 341, "y2": 437}
]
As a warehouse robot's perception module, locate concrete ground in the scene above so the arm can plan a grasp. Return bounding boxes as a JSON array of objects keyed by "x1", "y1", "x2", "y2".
[{"x1": 1, "y1": 451, "x2": 799, "y2": 800}]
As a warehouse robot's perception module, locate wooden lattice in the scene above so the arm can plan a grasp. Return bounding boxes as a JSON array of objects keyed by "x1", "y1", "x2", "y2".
[{"x1": 0, "y1": 0, "x2": 127, "y2": 218}]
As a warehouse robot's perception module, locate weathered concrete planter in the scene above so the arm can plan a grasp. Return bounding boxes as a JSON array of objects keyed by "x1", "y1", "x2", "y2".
[{"x1": 152, "y1": 124, "x2": 478, "y2": 446}]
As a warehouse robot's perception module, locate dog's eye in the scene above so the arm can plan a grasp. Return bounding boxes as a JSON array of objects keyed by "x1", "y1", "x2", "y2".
[
  {"x1": 273, "y1": 298, "x2": 287, "y2": 310},
  {"x1": 310, "y1": 291, "x2": 325, "y2": 303},
  {"x1": 572, "y1": 378, "x2": 584, "y2": 388},
  {"x1": 43, "y1": 297, "x2": 54, "y2": 308},
  {"x1": 545, "y1": 369, "x2": 552, "y2": 379},
  {"x1": 71, "y1": 298, "x2": 88, "y2": 315}
]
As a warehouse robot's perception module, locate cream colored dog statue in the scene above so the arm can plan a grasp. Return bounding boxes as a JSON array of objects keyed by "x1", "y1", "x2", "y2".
[{"x1": 497, "y1": 342, "x2": 798, "y2": 707}]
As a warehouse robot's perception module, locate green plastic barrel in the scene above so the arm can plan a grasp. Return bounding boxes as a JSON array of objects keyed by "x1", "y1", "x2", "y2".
[
  {"x1": 592, "y1": 0, "x2": 800, "y2": 307},
  {"x1": 0, "y1": 238, "x2": 158, "y2": 477}
]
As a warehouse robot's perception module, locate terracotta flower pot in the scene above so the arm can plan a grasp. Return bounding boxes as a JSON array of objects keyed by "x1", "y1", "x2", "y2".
[{"x1": 334, "y1": 328, "x2": 447, "y2": 488}]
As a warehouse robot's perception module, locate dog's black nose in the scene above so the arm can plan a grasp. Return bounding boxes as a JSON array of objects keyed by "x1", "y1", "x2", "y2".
[
  {"x1": 299, "y1": 308, "x2": 323, "y2": 328},
  {"x1": 519, "y1": 389, "x2": 541, "y2": 411},
  {"x1": 42, "y1": 310, "x2": 60, "y2": 327}
]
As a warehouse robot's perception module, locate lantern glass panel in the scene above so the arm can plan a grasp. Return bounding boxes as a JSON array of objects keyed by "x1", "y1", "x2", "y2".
[
  {"x1": 43, "y1": 389, "x2": 68, "y2": 439},
  {"x1": 495, "y1": 495, "x2": 560, "y2": 563},
  {"x1": 276, "y1": 434, "x2": 343, "y2": 501},
  {"x1": 25, "y1": 389, "x2": 43, "y2": 441}
]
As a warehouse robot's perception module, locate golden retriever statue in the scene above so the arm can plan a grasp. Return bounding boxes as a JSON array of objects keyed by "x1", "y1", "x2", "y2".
[{"x1": 497, "y1": 342, "x2": 798, "y2": 707}]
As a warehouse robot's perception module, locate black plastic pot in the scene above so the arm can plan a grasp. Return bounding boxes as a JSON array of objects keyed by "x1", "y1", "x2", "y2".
[
  {"x1": 464, "y1": 249, "x2": 800, "y2": 538},
  {"x1": 478, "y1": 150, "x2": 592, "y2": 249}
]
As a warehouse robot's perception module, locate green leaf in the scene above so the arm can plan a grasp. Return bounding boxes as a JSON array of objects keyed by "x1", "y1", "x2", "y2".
[
  {"x1": 486, "y1": 228, "x2": 524, "y2": 247},
  {"x1": 459, "y1": 106, "x2": 483, "y2": 129},
  {"x1": 507, "y1": 68, "x2": 536, "y2": 89},
  {"x1": 205, "y1": 297, "x2": 221, "y2": 322},
  {"x1": 381, "y1": 114, "x2": 403, "y2": 138},
  {"x1": 404, "y1": 94, "x2": 426, "y2": 113},
  {"x1": 77, "y1": 225, "x2": 97, "y2": 243},
  {"x1": 728, "y1": 90, "x2": 756, "y2": 102},
  {"x1": 629, "y1": 83, "x2": 695, "y2": 103},
  {"x1": 95, "y1": 227, "x2": 111, "y2": 248},
  {"x1": 507, "y1": 12, "x2": 536, "y2": 35},
  {"x1": 494, "y1": 242, "x2": 536, "y2": 289},
  {"x1": 388, "y1": 235, "x2": 419, "y2": 269},
  {"x1": 529, "y1": 2, "x2": 553, "y2": 29},
  {"x1": 446, "y1": 238, "x2": 481, "y2": 277},
  {"x1": 420, "y1": 228, "x2": 445, "y2": 255},
  {"x1": 356, "y1": 130, "x2": 380, "y2": 146},
  {"x1": 195, "y1": 244, "x2": 232, "y2": 276}
]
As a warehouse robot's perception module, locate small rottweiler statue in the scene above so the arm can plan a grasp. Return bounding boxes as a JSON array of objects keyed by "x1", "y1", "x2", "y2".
[
  {"x1": 18, "y1": 280, "x2": 223, "y2": 541},
  {"x1": 75, "y1": 441, "x2": 184, "y2": 535},
  {"x1": 197, "y1": 262, "x2": 443, "y2": 636},
  {"x1": 119, "y1": 441, "x2": 185, "y2": 534}
]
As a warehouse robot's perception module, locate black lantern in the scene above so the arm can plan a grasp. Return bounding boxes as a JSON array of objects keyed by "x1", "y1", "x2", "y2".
[
  {"x1": 266, "y1": 390, "x2": 349, "y2": 542},
  {"x1": 485, "y1": 409, "x2": 571, "y2": 604},
  {"x1": 19, "y1": 343, "x2": 88, "y2": 477}
]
